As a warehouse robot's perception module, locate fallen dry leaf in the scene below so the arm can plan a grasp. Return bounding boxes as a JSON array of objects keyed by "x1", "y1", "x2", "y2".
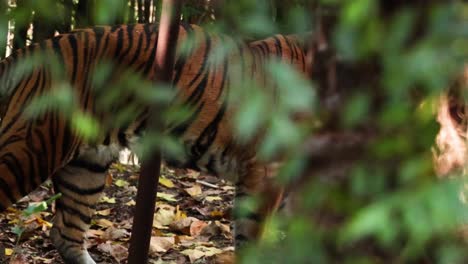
[
  {"x1": 190, "y1": 220, "x2": 209, "y2": 237},
  {"x1": 185, "y1": 184, "x2": 202, "y2": 197},
  {"x1": 200, "y1": 222, "x2": 221, "y2": 238},
  {"x1": 125, "y1": 200, "x2": 136, "y2": 206},
  {"x1": 159, "y1": 177, "x2": 175, "y2": 188},
  {"x1": 210, "y1": 210, "x2": 225, "y2": 218},
  {"x1": 97, "y1": 242, "x2": 128, "y2": 262},
  {"x1": 100, "y1": 196, "x2": 116, "y2": 204},
  {"x1": 221, "y1": 186, "x2": 235, "y2": 191},
  {"x1": 181, "y1": 248, "x2": 205, "y2": 263},
  {"x1": 185, "y1": 170, "x2": 200, "y2": 178},
  {"x1": 8, "y1": 253, "x2": 29, "y2": 264},
  {"x1": 112, "y1": 163, "x2": 127, "y2": 173},
  {"x1": 34, "y1": 216, "x2": 52, "y2": 228},
  {"x1": 32, "y1": 256, "x2": 54, "y2": 264},
  {"x1": 205, "y1": 196, "x2": 223, "y2": 202},
  {"x1": 181, "y1": 246, "x2": 223, "y2": 263},
  {"x1": 169, "y1": 217, "x2": 198, "y2": 235},
  {"x1": 96, "y1": 209, "x2": 112, "y2": 216},
  {"x1": 100, "y1": 227, "x2": 130, "y2": 241},
  {"x1": 154, "y1": 204, "x2": 176, "y2": 226},
  {"x1": 86, "y1": 229, "x2": 105, "y2": 238},
  {"x1": 149, "y1": 236, "x2": 176, "y2": 254},
  {"x1": 105, "y1": 173, "x2": 113, "y2": 186},
  {"x1": 95, "y1": 218, "x2": 114, "y2": 228},
  {"x1": 4, "y1": 248, "x2": 13, "y2": 256},
  {"x1": 175, "y1": 235, "x2": 196, "y2": 245},
  {"x1": 175, "y1": 205, "x2": 187, "y2": 221},
  {"x1": 114, "y1": 179, "x2": 129, "y2": 187},
  {"x1": 27, "y1": 188, "x2": 50, "y2": 203},
  {"x1": 157, "y1": 192, "x2": 178, "y2": 202}
]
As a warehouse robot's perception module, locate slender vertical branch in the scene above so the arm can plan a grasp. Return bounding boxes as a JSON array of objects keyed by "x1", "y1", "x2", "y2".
[
  {"x1": 144, "y1": 0, "x2": 151, "y2": 22},
  {"x1": 76, "y1": 0, "x2": 93, "y2": 27},
  {"x1": 129, "y1": 0, "x2": 136, "y2": 23},
  {"x1": 127, "y1": 0, "x2": 182, "y2": 263},
  {"x1": 137, "y1": 0, "x2": 144, "y2": 22},
  {"x1": 32, "y1": 3, "x2": 57, "y2": 42},
  {"x1": 12, "y1": 0, "x2": 32, "y2": 50},
  {"x1": 60, "y1": 0, "x2": 73, "y2": 33}
]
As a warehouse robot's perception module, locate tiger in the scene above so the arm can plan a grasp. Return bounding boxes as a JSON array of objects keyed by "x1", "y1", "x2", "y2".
[{"x1": 0, "y1": 23, "x2": 310, "y2": 263}]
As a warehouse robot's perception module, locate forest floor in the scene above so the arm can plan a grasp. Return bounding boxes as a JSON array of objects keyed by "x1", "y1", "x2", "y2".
[{"x1": 0, "y1": 162, "x2": 235, "y2": 264}]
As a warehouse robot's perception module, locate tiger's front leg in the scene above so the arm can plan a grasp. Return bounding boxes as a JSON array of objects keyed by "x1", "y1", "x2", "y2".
[{"x1": 50, "y1": 145, "x2": 118, "y2": 264}]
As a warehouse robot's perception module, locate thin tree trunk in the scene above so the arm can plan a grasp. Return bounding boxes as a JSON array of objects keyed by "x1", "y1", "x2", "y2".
[
  {"x1": 0, "y1": 0, "x2": 8, "y2": 58},
  {"x1": 13, "y1": 0, "x2": 31, "y2": 50},
  {"x1": 129, "y1": 0, "x2": 136, "y2": 23},
  {"x1": 128, "y1": 0, "x2": 182, "y2": 262},
  {"x1": 144, "y1": 0, "x2": 151, "y2": 22},
  {"x1": 210, "y1": 0, "x2": 223, "y2": 22},
  {"x1": 33, "y1": 4, "x2": 57, "y2": 42},
  {"x1": 273, "y1": 0, "x2": 285, "y2": 23},
  {"x1": 59, "y1": 0, "x2": 73, "y2": 33},
  {"x1": 76, "y1": 0, "x2": 93, "y2": 27},
  {"x1": 137, "y1": 0, "x2": 144, "y2": 22}
]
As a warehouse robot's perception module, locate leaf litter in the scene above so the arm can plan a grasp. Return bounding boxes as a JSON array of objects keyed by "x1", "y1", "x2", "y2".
[{"x1": 0, "y1": 163, "x2": 234, "y2": 263}]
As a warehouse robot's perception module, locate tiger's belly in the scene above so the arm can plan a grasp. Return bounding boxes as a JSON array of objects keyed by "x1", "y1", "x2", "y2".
[
  {"x1": 86, "y1": 134, "x2": 247, "y2": 184},
  {"x1": 163, "y1": 142, "x2": 244, "y2": 183}
]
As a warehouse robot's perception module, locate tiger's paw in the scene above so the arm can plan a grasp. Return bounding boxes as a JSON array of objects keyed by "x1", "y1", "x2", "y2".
[
  {"x1": 49, "y1": 227, "x2": 96, "y2": 264},
  {"x1": 213, "y1": 251, "x2": 235, "y2": 264}
]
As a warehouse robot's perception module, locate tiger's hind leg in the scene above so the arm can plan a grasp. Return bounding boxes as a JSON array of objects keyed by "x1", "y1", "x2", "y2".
[
  {"x1": 234, "y1": 162, "x2": 285, "y2": 249},
  {"x1": 50, "y1": 146, "x2": 118, "y2": 264}
]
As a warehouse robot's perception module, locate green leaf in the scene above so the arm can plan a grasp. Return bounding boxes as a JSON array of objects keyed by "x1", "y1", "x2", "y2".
[
  {"x1": 341, "y1": 201, "x2": 396, "y2": 247},
  {"x1": 23, "y1": 202, "x2": 48, "y2": 217},
  {"x1": 115, "y1": 179, "x2": 130, "y2": 187},
  {"x1": 342, "y1": 0, "x2": 376, "y2": 27},
  {"x1": 343, "y1": 93, "x2": 369, "y2": 127},
  {"x1": 267, "y1": 61, "x2": 315, "y2": 112},
  {"x1": 157, "y1": 192, "x2": 179, "y2": 202},
  {"x1": 70, "y1": 111, "x2": 100, "y2": 140},
  {"x1": 234, "y1": 89, "x2": 267, "y2": 140},
  {"x1": 11, "y1": 226, "x2": 24, "y2": 237}
]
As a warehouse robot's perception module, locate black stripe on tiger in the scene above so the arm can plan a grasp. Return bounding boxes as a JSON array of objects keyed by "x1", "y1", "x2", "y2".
[
  {"x1": 58, "y1": 200, "x2": 92, "y2": 225},
  {"x1": 53, "y1": 225, "x2": 85, "y2": 244}
]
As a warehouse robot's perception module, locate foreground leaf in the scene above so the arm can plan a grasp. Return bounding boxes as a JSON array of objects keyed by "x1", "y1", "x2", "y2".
[
  {"x1": 149, "y1": 236, "x2": 176, "y2": 253},
  {"x1": 181, "y1": 246, "x2": 223, "y2": 263},
  {"x1": 159, "y1": 177, "x2": 175, "y2": 188}
]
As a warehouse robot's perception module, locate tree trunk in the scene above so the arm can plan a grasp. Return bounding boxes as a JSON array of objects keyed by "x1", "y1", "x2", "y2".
[
  {"x1": 273, "y1": 0, "x2": 289, "y2": 24},
  {"x1": 129, "y1": 0, "x2": 136, "y2": 23},
  {"x1": 59, "y1": 0, "x2": 73, "y2": 33},
  {"x1": 128, "y1": 0, "x2": 182, "y2": 262},
  {"x1": 137, "y1": 0, "x2": 144, "y2": 23},
  {"x1": 33, "y1": 3, "x2": 58, "y2": 42},
  {"x1": 0, "y1": 0, "x2": 8, "y2": 58},
  {"x1": 76, "y1": 0, "x2": 93, "y2": 27},
  {"x1": 13, "y1": 0, "x2": 32, "y2": 50},
  {"x1": 144, "y1": 0, "x2": 151, "y2": 22}
]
